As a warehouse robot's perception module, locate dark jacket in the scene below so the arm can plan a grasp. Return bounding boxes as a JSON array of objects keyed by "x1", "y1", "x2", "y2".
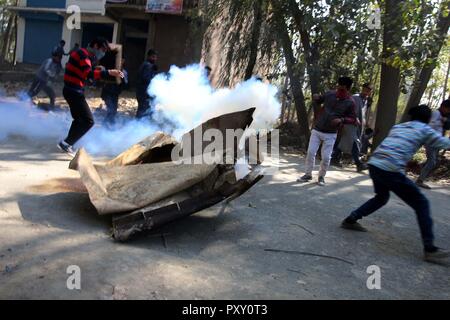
[
  {"x1": 101, "y1": 69, "x2": 129, "y2": 98},
  {"x1": 52, "y1": 45, "x2": 66, "y2": 58},
  {"x1": 136, "y1": 61, "x2": 158, "y2": 98},
  {"x1": 36, "y1": 58, "x2": 62, "y2": 83},
  {"x1": 444, "y1": 116, "x2": 450, "y2": 131},
  {"x1": 314, "y1": 91, "x2": 357, "y2": 134}
]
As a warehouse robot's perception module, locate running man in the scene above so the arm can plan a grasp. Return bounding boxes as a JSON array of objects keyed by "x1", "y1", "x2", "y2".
[{"x1": 58, "y1": 37, "x2": 123, "y2": 156}]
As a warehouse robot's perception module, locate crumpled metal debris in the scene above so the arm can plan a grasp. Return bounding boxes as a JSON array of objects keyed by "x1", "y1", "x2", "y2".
[{"x1": 69, "y1": 108, "x2": 264, "y2": 241}]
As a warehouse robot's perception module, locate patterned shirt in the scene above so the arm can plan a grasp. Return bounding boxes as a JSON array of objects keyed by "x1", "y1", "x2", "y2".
[{"x1": 369, "y1": 121, "x2": 450, "y2": 173}]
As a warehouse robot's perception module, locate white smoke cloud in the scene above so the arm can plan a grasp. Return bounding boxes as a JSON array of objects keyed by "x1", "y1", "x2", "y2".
[
  {"x1": 150, "y1": 64, "x2": 281, "y2": 138},
  {"x1": 0, "y1": 64, "x2": 281, "y2": 157},
  {"x1": 0, "y1": 98, "x2": 68, "y2": 141},
  {"x1": 0, "y1": 98, "x2": 158, "y2": 156}
]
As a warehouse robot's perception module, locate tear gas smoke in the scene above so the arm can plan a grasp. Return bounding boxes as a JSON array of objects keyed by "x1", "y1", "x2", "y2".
[
  {"x1": 0, "y1": 64, "x2": 281, "y2": 157},
  {"x1": 149, "y1": 65, "x2": 281, "y2": 138}
]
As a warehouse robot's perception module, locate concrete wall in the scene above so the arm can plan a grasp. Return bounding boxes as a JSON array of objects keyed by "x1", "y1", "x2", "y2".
[{"x1": 66, "y1": 0, "x2": 106, "y2": 14}]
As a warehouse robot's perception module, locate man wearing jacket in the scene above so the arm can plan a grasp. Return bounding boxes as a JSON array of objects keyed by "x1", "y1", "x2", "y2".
[
  {"x1": 102, "y1": 57, "x2": 129, "y2": 126},
  {"x1": 27, "y1": 53, "x2": 62, "y2": 107},
  {"x1": 331, "y1": 83, "x2": 372, "y2": 172},
  {"x1": 58, "y1": 37, "x2": 123, "y2": 156},
  {"x1": 136, "y1": 49, "x2": 158, "y2": 119},
  {"x1": 298, "y1": 77, "x2": 357, "y2": 186}
]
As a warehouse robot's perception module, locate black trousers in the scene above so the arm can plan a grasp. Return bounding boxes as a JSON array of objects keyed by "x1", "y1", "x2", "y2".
[
  {"x1": 63, "y1": 87, "x2": 94, "y2": 146},
  {"x1": 332, "y1": 141, "x2": 362, "y2": 166},
  {"x1": 28, "y1": 78, "x2": 56, "y2": 106},
  {"x1": 136, "y1": 93, "x2": 154, "y2": 119},
  {"x1": 102, "y1": 86, "x2": 120, "y2": 126}
]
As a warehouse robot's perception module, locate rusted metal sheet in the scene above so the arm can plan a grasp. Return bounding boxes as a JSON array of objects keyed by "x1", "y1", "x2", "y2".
[
  {"x1": 112, "y1": 167, "x2": 263, "y2": 241},
  {"x1": 69, "y1": 108, "x2": 264, "y2": 241}
]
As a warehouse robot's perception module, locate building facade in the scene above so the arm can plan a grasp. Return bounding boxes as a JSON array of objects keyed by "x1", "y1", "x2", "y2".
[{"x1": 10, "y1": 0, "x2": 202, "y2": 85}]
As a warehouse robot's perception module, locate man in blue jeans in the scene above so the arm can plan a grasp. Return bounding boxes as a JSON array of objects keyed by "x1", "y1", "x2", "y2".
[{"x1": 341, "y1": 105, "x2": 450, "y2": 263}]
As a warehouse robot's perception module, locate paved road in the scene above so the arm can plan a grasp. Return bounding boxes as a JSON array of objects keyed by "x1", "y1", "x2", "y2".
[{"x1": 0, "y1": 136, "x2": 449, "y2": 299}]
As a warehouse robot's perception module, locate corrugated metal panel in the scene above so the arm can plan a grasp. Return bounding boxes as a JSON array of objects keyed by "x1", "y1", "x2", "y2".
[{"x1": 23, "y1": 18, "x2": 63, "y2": 64}]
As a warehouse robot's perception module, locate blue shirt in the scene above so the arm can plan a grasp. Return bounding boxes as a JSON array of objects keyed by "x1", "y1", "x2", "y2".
[{"x1": 369, "y1": 121, "x2": 450, "y2": 173}]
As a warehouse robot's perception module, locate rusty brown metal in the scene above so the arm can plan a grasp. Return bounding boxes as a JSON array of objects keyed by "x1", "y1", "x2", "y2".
[
  {"x1": 69, "y1": 108, "x2": 264, "y2": 241},
  {"x1": 112, "y1": 166, "x2": 263, "y2": 241}
]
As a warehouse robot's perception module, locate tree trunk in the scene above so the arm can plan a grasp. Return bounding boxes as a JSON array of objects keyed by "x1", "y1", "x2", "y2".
[
  {"x1": 271, "y1": 0, "x2": 310, "y2": 145},
  {"x1": 12, "y1": 13, "x2": 17, "y2": 64},
  {"x1": 280, "y1": 76, "x2": 289, "y2": 123},
  {"x1": 443, "y1": 58, "x2": 450, "y2": 102},
  {"x1": 354, "y1": 37, "x2": 369, "y2": 88},
  {"x1": 0, "y1": 12, "x2": 14, "y2": 63},
  {"x1": 428, "y1": 87, "x2": 435, "y2": 103},
  {"x1": 373, "y1": 0, "x2": 404, "y2": 148},
  {"x1": 286, "y1": 103, "x2": 292, "y2": 122},
  {"x1": 400, "y1": 2, "x2": 450, "y2": 122},
  {"x1": 244, "y1": 0, "x2": 264, "y2": 81},
  {"x1": 286, "y1": 0, "x2": 321, "y2": 96},
  {"x1": 6, "y1": 12, "x2": 16, "y2": 62}
]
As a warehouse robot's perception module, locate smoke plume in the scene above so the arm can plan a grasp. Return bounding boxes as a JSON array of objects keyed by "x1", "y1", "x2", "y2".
[{"x1": 0, "y1": 64, "x2": 281, "y2": 157}]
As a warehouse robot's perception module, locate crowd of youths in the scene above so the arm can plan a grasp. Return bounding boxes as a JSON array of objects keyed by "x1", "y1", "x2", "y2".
[
  {"x1": 26, "y1": 38, "x2": 162, "y2": 154},
  {"x1": 24, "y1": 37, "x2": 450, "y2": 263},
  {"x1": 27, "y1": 37, "x2": 214, "y2": 155},
  {"x1": 297, "y1": 76, "x2": 450, "y2": 263}
]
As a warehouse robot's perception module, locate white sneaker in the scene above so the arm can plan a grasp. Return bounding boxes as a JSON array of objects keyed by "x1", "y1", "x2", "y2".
[
  {"x1": 57, "y1": 141, "x2": 76, "y2": 157},
  {"x1": 318, "y1": 176, "x2": 326, "y2": 186}
]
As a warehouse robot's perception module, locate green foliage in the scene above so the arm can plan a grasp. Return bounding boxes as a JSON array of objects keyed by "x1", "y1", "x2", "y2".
[{"x1": 0, "y1": 0, "x2": 19, "y2": 63}]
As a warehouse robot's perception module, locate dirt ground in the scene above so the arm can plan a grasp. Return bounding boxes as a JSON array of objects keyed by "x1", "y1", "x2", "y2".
[
  {"x1": 0, "y1": 82, "x2": 449, "y2": 299},
  {"x1": 0, "y1": 81, "x2": 139, "y2": 118},
  {"x1": 0, "y1": 133, "x2": 449, "y2": 299}
]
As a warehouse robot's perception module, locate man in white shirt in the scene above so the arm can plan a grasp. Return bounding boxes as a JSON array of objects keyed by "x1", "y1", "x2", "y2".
[{"x1": 416, "y1": 100, "x2": 450, "y2": 189}]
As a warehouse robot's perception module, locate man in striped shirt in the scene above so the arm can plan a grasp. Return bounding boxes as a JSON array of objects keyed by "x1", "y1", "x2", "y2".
[
  {"x1": 58, "y1": 37, "x2": 123, "y2": 156},
  {"x1": 342, "y1": 105, "x2": 450, "y2": 263}
]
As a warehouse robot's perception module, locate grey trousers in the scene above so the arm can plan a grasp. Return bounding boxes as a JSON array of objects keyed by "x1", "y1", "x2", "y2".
[
  {"x1": 418, "y1": 145, "x2": 439, "y2": 181},
  {"x1": 28, "y1": 78, "x2": 55, "y2": 106},
  {"x1": 305, "y1": 129, "x2": 338, "y2": 177}
]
